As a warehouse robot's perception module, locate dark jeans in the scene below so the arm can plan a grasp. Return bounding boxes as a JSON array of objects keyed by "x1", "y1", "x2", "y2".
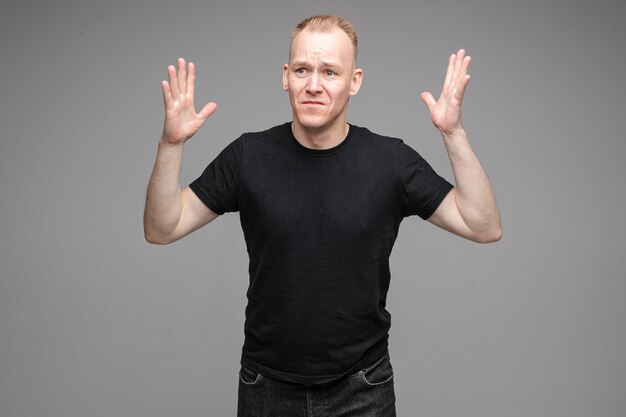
[{"x1": 237, "y1": 351, "x2": 396, "y2": 417}]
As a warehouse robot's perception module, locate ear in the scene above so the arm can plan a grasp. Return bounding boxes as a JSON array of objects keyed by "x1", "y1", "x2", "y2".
[
  {"x1": 282, "y1": 64, "x2": 289, "y2": 91},
  {"x1": 349, "y1": 68, "x2": 363, "y2": 96}
]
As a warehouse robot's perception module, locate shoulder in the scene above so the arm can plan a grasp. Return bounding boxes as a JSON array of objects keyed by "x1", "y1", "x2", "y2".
[
  {"x1": 232, "y1": 123, "x2": 290, "y2": 151},
  {"x1": 239, "y1": 123, "x2": 290, "y2": 142},
  {"x1": 349, "y1": 126, "x2": 433, "y2": 174},
  {"x1": 349, "y1": 124, "x2": 402, "y2": 143},
  {"x1": 349, "y1": 124, "x2": 404, "y2": 151}
]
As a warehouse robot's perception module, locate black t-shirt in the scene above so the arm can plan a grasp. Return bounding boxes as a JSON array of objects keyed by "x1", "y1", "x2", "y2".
[{"x1": 190, "y1": 122, "x2": 453, "y2": 384}]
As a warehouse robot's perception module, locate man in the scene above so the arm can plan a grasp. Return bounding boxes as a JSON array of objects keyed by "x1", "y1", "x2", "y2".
[{"x1": 144, "y1": 15, "x2": 501, "y2": 417}]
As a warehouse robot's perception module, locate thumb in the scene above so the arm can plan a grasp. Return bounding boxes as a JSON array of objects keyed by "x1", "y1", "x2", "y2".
[
  {"x1": 420, "y1": 92, "x2": 436, "y2": 111},
  {"x1": 198, "y1": 102, "x2": 218, "y2": 122}
]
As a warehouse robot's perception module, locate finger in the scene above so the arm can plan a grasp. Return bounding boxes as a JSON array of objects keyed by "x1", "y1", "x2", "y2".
[
  {"x1": 161, "y1": 80, "x2": 173, "y2": 109},
  {"x1": 177, "y1": 57, "x2": 187, "y2": 94},
  {"x1": 456, "y1": 49, "x2": 465, "y2": 69},
  {"x1": 455, "y1": 74, "x2": 471, "y2": 102},
  {"x1": 454, "y1": 53, "x2": 471, "y2": 96},
  {"x1": 197, "y1": 101, "x2": 218, "y2": 122},
  {"x1": 462, "y1": 54, "x2": 472, "y2": 75},
  {"x1": 459, "y1": 52, "x2": 471, "y2": 81},
  {"x1": 187, "y1": 61, "x2": 196, "y2": 99},
  {"x1": 168, "y1": 64, "x2": 180, "y2": 98},
  {"x1": 451, "y1": 49, "x2": 465, "y2": 85},
  {"x1": 420, "y1": 91, "x2": 437, "y2": 111},
  {"x1": 442, "y1": 53, "x2": 456, "y2": 95}
]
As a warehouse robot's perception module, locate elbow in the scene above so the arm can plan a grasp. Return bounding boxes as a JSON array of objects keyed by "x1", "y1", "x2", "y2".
[
  {"x1": 483, "y1": 228, "x2": 502, "y2": 244},
  {"x1": 143, "y1": 215, "x2": 177, "y2": 245},
  {"x1": 144, "y1": 231, "x2": 163, "y2": 245},
  {"x1": 145, "y1": 235, "x2": 173, "y2": 245},
  {"x1": 144, "y1": 227, "x2": 174, "y2": 245},
  {"x1": 474, "y1": 224, "x2": 502, "y2": 244}
]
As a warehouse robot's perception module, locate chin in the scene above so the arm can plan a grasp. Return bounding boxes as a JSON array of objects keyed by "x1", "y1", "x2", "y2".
[{"x1": 294, "y1": 114, "x2": 329, "y2": 130}]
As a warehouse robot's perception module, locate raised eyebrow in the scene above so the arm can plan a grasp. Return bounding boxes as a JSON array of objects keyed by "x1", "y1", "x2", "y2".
[
  {"x1": 290, "y1": 60, "x2": 310, "y2": 68},
  {"x1": 321, "y1": 61, "x2": 343, "y2": 70},
  {"x1": 290, "y1": 60, "x2": 343, "y2": 70}
]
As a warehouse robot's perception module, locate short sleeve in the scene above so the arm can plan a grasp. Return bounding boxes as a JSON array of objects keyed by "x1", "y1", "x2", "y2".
[
  {"x1": 395, "y1": 141, "x2": 453, "y2": 219},
  {"x1": 189, "y1": 137, "x2": 243, "y2": 215}
]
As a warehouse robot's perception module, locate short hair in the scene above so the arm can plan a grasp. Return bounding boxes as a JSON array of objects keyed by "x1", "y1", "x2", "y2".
[{"x1": 289, "y1": 15, "x2": 358, "y2": 64}]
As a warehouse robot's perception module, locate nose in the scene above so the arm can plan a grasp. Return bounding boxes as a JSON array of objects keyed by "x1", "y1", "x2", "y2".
[{"x1": 306, "y1": 71, "x2": 323, "y2": 95}]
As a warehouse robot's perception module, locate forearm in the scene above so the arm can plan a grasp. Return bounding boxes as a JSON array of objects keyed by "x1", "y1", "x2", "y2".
[
  {"x1": 143, "y1": 139, "x2": 186, "y2": 243},
  {"x1": 442, "y1": 128, "x2": 501, "y2": 240}
]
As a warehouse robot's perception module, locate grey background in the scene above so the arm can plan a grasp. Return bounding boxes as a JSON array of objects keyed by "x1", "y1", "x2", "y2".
[{"x1": 1, "y1": 0, "x2": 624, "y2": 416}]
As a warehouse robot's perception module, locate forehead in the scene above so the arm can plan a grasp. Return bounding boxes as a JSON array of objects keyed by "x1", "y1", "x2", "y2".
[{"x1": 289, "y1": 27, "x2": 354, "y2": 66}]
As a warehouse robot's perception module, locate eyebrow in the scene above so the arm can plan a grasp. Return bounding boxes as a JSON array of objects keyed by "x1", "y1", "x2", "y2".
[{"x1": 290, "y1": 60, "x2": 344, "y2": 69}]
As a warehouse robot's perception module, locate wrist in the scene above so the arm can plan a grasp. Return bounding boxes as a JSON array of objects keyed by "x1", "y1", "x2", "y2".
[
  {"x1": 159, "y1": 135, "x2": 185, "y2": 149},
  {"x1": 441, "y1": 126, "x2": 467, "y2": 141}
]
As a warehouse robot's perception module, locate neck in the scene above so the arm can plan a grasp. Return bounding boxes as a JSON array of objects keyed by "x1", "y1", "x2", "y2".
[{"x1": 291, "y1": 119, "x2": 350, "y2": 150}]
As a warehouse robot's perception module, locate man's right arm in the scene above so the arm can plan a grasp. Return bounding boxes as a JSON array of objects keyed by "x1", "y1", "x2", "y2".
[
  {"x1": 143, "y1": 58, "x2": 219, "y2": 245},
  {"x1": 143, "y1": 141, "x2": 218, "y2": 244}
]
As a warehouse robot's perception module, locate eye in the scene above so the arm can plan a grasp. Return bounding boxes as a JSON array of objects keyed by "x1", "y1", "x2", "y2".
[
  {"x1": 324, "y1": 69, "x2": 337, "y2": 77},
  {"x1": 295, "y1": 67, "x2": 308, "y2": 75}
]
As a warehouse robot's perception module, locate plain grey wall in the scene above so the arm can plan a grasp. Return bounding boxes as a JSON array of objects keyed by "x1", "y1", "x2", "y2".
[{"x1": 1, "y1": 0, "x2": 625, "y2": 416}]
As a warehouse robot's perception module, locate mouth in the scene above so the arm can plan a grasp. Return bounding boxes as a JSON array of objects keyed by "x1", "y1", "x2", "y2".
[{"x1": 302, "y1": 101, "x2": 325, "y2": 105}]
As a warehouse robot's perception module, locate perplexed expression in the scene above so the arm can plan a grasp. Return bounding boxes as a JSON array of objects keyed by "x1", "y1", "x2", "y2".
[{"x1": 283, "y1": 27, "x2": 363, "y2": 132}]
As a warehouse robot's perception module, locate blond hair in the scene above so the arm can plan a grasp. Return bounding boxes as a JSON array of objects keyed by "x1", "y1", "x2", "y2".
[{"x1": 289, "y1": 15, "x2": 358, "y2": 63}]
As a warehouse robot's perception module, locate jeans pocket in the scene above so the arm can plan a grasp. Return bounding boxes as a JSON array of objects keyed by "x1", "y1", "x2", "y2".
[
  {"x1": 239, "y1": 365, "x2": 263, "y2": 385},
  {"x1": 358, "y1": 352, "x2": 394, "y2": 386}
]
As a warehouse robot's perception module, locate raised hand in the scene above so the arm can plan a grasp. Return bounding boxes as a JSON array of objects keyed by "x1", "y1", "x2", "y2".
[
  {"x1": 420, "y1": 49, "x2": 471, "y2": 137},
  {"x1": 161, "y1": 58, "x2": 217, "y2": 146}
]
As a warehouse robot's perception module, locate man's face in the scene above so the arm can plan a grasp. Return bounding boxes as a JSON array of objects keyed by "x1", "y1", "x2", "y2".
[{"x1": 283, "y1": 27, "x2": 363, "y2": 133}]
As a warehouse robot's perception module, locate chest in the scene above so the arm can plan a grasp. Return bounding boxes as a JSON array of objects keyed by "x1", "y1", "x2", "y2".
[{"x1": 238, "y1": 153, "x2": 398, "y2": 242}]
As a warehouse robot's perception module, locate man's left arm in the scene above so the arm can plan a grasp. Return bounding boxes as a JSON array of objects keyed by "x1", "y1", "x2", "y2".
[{"x1": 420, "y1": 49, "x2": 502, "y2": 243}]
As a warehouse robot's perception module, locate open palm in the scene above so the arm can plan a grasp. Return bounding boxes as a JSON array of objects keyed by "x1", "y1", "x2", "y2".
[
  {"x1": 420, "y1": 49, "x2": 471, "y2": 137},
  {"x1": 161, "y1": 58, "x2": 217, "y2": 145}
]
